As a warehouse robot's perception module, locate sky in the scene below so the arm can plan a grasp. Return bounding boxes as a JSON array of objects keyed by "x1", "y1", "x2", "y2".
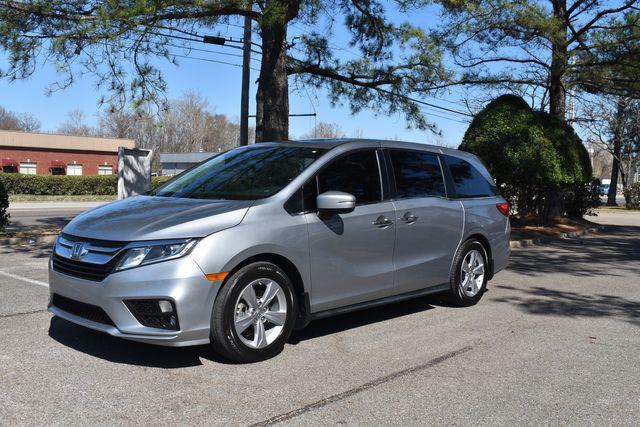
[{"x1": 0, "y1": 6, "x2": 472, "y2": 148}]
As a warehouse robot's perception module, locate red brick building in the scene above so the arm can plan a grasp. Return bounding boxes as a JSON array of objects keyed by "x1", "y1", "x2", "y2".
[{"x1": 0, "y1": 130, "x2": 135, "y2": 176}]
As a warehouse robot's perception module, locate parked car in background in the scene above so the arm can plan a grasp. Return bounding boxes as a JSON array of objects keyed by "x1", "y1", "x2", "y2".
[
  {"x1": 600, "y1": 184, "x2": 610, "y2": 195},
  {"x1": 48, "y1": 139, "x2": 511, "y2": 362}
]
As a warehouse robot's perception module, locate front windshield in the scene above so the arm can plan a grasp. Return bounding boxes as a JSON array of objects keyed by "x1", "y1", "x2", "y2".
[{"x1": 152, "y1": 145, "x2": 327, "y2": 200}]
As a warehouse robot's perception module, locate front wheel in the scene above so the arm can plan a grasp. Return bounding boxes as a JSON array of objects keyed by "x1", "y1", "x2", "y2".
[
  {"x1": 446, "y1": 239, "x2": 489, "y2": 307},
  {"x1": 210, "y1": 262, "x2": 297, "y2": 363}
]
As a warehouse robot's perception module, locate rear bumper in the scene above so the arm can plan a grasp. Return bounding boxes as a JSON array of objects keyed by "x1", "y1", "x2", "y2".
[
  {"x1": 492, "y1": 222, "x2": 511, "y2": 275},
  {"x1": 48, "y1": 255, "x2": 221, "y2": 347}
]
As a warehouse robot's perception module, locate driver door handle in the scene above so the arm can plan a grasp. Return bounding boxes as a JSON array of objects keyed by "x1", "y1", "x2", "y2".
[
  {"x1": 400, "y1": 212, "x2": 419, "y2": 224},
  {"x1": 372, "y1": 215, "x2": 394, "y2": 229}
]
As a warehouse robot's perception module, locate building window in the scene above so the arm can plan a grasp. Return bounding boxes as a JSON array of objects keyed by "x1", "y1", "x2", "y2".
[
  {"x1": 67, "y1": 164, "x2": 83, "y2": 176},
  {"x1": 19, "y1": 162, "x2": 37, "y2": 175},
  {"x1": 50, "y1": 167, "x2": 66, "y2": 175},
  {"x1": 98, "y1": 165, "x2": 113, "y2": 175}
]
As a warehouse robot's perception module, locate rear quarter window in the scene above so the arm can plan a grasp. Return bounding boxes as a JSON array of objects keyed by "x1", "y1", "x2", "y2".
[
  {"x1": 389, "y1": 150, "x2": 445, "y2": 198},
  {"x1": 445, "y1": 155, "x2": 498, "y2": 198}
]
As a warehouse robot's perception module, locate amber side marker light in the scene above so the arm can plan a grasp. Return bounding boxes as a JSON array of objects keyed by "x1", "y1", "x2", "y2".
[{"x1": 206, "y1": 272, "x2": 229, "y2": 281}]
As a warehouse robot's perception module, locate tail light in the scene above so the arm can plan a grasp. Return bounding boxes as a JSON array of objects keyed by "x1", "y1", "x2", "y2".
[{"x1": 496, "y1": 202, "x2": 510, "y2": 217}]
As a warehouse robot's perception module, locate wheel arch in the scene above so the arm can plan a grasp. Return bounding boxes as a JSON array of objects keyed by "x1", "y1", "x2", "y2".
[
  {"x1": 465, "y1": 232, "x2": 494, "y2": 280},
  {"x1": 221, "y1": 252, "x2": 310, "y2": 328}
]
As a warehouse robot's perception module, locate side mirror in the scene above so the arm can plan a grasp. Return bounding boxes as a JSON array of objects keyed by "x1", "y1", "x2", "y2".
[{"x1": 317, "y1": 191, "x2": 356, "y2": 215}]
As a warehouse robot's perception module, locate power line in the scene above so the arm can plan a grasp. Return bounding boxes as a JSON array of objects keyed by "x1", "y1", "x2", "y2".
[
  {"x1": 101, "y1": 40, "x2": 258, "y2": 71},
  {"x1": 163, "y1": 41, "x2": 260, "y2": 62},
  {"x1": 375, "y1": 88, "x2": 473, "y2": 117},
  {"x1": 420, "y1": 109, "x2": 470, "y2": 124},
  {"x1": 140, "y1": 29, "x2": 262, "y2": 54},
  {"x1": 166, "y1": 51, "x2": 260, "y2": 71}
]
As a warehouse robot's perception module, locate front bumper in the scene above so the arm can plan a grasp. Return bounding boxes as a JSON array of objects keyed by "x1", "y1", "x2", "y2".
[{"x1": 48, "y1": 255, "x2": 220, "y2": 347}]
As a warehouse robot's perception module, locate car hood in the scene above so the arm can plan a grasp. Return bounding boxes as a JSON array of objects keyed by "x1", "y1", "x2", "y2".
[{"x1": 62, "y1": 196, "x2": 253, "y2": 241}]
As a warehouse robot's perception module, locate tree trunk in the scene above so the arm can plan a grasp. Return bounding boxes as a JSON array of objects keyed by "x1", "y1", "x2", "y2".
[
  {"x1": 607, "y1": 151, "x2": 620, "y2": 206},
  {"x1": 255, "y1": 0, "x2": 300, "y2": 142},
  {"x1": 607, "y1": 98, "x2": 626, "y2": 206},
  {"x1": 541, "y1": 1, "x2": 569, "y2": 223},
  {"x1": 549, "y1": 0, "x2": 568, "y2": 120},
  {"x1": 543, "y1": 186, "x2": 563, "y2": 225}
]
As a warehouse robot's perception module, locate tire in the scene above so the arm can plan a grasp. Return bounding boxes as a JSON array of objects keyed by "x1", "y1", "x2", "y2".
[
  {"x1": 210, "y1": 261, "x2": 297, "y2": 363},
  {"x1": 446, "y1": 239, "x2": 489, "y2": 307}
]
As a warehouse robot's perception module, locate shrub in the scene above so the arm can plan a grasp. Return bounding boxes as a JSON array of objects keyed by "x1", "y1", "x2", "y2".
[
  {"x1": 0, "y1": 174, "x2": 174, "y2": 197},
  {"x1": 624, "y1": 183, "x2": 640, "y2": 210},
  {"x1": 563, "y1": 179, "x2": 602, "y2": 217},
  {"x1": 0, "y1": 179, "x2": 9, "y2": 232},
  {"x1": 0, "y1": 174, "x2": 117, "y2": 195},
  {"x1": 151, "y1": 175, "x2": 172, "y2": 189},
  {"x1": 460, "y1": 94, "x2": 593, "y2": 223}
]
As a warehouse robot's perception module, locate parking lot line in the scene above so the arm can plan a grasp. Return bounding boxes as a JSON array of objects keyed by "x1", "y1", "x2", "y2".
[{"x1": 0, "y1": 270, "x2": 49, "y2": 288}]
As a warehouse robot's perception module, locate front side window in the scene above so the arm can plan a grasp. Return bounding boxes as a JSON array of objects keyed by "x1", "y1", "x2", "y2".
[
  {"x1": 445, "y1": 155, "x2": 497, "y2": 198},
  {"x1": 389, "y1": 150, "x2": 445, "y2": 198},
  {"x1": 317, "y1": 150, "x2": 381, "y2": 205},
  {"x1": 152, "y1": 145, "x2": 327, "y2": 200}
]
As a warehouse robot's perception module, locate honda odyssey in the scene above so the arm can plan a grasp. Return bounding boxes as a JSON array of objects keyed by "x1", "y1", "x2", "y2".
[{"x1": 48, "y1": 139, "x2": 510, "y2": 362}]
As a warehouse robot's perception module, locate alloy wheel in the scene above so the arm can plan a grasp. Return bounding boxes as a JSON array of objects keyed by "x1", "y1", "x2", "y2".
[
  {"x1": 459, "y1": 249, "x2": 485, "y2": 297},
  {"x1": 234, "y1": 278, "x2": 288, "y2": 349}
]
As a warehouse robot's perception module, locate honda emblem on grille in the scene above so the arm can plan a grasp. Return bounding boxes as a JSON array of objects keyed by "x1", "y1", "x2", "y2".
[{"x1": 70, "y1": 242, "x2": 89, "y2": 260}]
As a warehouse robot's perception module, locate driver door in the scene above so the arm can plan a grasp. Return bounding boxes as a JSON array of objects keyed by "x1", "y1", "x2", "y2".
[{"x1": 304, "y1": 149, "x2": 397, "y2": 312}]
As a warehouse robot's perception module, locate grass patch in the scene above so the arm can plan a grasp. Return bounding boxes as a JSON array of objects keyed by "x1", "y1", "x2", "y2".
[{"x1": 9, "y1": 194, "x2": 117, "y2": 202}]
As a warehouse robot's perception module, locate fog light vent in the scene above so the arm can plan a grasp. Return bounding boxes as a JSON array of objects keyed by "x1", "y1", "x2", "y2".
[{"x1": 124, "y1": 299, "x2": 179, "y2": 331}]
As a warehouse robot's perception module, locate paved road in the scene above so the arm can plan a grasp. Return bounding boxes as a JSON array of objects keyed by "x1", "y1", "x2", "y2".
[
  {"x1": 0, "y1": 212, "x2": 638, "y2": 425},
  {"x1": 6, "y1": 202, "x2": 106, "y2": 232}
]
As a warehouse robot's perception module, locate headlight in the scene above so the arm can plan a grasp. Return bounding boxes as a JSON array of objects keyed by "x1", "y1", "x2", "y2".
[{"x1": 115, "y1": 240, "x2": 197, "y2": 272}]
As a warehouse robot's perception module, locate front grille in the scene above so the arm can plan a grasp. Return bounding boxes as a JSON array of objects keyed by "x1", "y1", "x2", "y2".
[
  {"x1": 52, "y1": 233, "x2": 125, "y2": 282},
  {"x1": 52, "y1": 294, "x2": 115, "y2": 326},
  {"x1": 52, "y1": 253, "x2": 119, "y2": 282}
]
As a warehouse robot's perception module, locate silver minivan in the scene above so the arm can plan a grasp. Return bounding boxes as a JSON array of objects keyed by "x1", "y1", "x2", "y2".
[{"x1": 48, "y1": 139, "x2": 510, "y2": 362}]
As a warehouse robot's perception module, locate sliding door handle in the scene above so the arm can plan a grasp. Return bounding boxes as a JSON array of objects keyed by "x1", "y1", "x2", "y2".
[
  {"x1": 400, "y1": 212, "x2": 419, "y2": 224},
  {"x1": 372, "y1": 215, "x2": 394, "y2": 228}
]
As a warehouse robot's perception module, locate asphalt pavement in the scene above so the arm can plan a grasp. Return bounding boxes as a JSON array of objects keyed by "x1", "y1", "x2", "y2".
[
  {"x1": 6, "y1": 202, "x2": 106, "y2": 232},
  {"x1": 0, "y1": 211, "x2": 638, "y2": 425}
]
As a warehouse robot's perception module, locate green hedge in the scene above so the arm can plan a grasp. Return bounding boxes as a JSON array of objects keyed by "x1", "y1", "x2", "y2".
[
  {"x1": 0, "y1": 174, "x2": 173, "y2": 196},
  {"x1": 151, "y1": 175, "x2": 171, "y2": 189},
  {"x1": 0, "y1": 174, "x2": 117, "y2": 195}
]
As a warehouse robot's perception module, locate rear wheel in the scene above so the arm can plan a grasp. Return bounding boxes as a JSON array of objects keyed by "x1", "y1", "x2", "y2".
[
  {"x1": 446, "y1": 239, "x2": 489, "y2": 306},
  {"x1": 210, "y1": 262, "x2": 297, "y2": 363}
]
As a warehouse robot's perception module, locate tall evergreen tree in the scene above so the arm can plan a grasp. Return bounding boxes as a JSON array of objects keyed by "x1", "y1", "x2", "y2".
[
  {"x1": 0, "y1": 0, "x2": 448, "y2": 141},
  {"x1": 431, "y1": 0, "x2": 639, "y2": 120}
]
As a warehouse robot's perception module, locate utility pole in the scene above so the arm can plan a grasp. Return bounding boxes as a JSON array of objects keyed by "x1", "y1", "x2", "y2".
[{"x1": 240, "y1": 16, "x2": 252, "y2": 146}]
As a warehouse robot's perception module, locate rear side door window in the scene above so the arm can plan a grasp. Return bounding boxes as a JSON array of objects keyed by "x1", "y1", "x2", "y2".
[
  {"x1": 445, "y1": 155, "x2": 497, "y2": 198},
  {"x1": 317, "y1": 150, "x2": 382, "y2": 205},
  {"x1": 389, "y1": 150, "x2": 445, "y2": 198}
]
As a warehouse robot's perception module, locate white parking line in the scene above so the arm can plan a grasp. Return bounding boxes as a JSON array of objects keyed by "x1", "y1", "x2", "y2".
[{"x1": 0, "y1": 270, "x2": 49, "y2": 288}]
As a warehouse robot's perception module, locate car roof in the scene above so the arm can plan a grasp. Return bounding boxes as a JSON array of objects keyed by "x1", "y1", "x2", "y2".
[
  {"x1": 276, "y1": 138, "x2": 491, "y2": 180},
  {"x1": 268, "y1": 138, "x2": 472, "y2": 158}
]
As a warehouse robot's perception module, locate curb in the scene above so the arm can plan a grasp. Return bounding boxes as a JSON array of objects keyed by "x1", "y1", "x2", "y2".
[
  {"x1": 0, "y1": 234, "x2": 58, "y2": 247},
  {"x1": 509, "y1": 226, "x2": 604, "y2": 249},
  {"x1": 0, "y1": 225, "x2": 606, "y2": 249}
]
